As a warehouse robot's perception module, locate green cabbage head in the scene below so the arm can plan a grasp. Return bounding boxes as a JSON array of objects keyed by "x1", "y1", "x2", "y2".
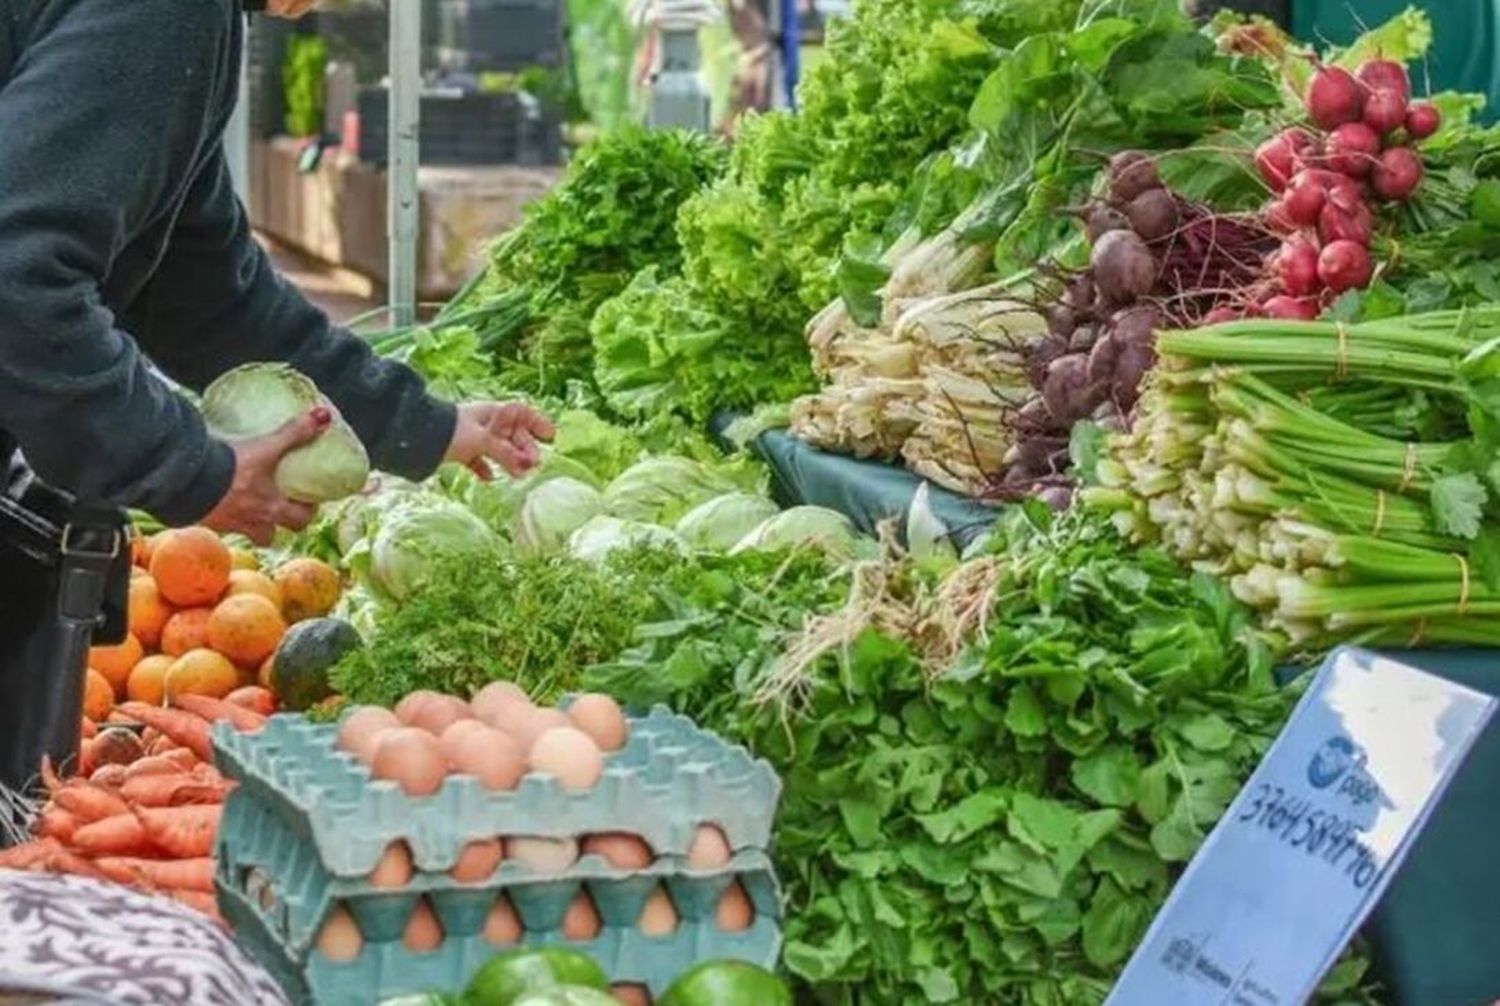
[
  {"x1": 732, "y1": 506, "x2": 857, "y2": 558},
  {"x1": 514, "y1": 477, "x2": 604, "y2": 556},
  {"x1": 370, "y1": 499, "x2": 502, "y2": 601},
  {"x1": 675, "y1": 493, "x2": 779, "y2": 552},
  {"x1": 568, "y1": 515, "x2": 686, "y2": 564},
  {"x1": 201, "y1": 363, "x2": 370, "y2": 504}
]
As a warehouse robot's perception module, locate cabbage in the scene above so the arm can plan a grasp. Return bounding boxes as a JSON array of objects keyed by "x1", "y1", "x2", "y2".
[
  {"x1": 602, "y1": 456, "x2": 741, "y2": 524},
  {"x1": 514, "y1": 477, "x2": 604, "y2": 556},
  {"x1": 568, "y1": 515, "x2": 687, "y2": 564},
  {"x1": 732, "y1": 506, "x2": 857, "y2": 557},
  {"x1": 201, "y1": 363, "x2": 370, "y2": 504},
  {"x1": 675, "y1": 493, "x2": 780, "y2": 552},
  {"x1": 370, "y1": 499, "x2": 502, "y2": 601}
]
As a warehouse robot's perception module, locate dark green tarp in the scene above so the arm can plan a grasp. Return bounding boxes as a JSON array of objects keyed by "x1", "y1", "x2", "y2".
[{"x1": 1294, "y1": 0, "x2": 1500, "y2": 120}]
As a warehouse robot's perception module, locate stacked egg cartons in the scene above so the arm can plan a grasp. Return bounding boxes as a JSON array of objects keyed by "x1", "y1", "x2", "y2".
[{"x1": 213, "y1": 694, "x2": 782, "y2": 1006}]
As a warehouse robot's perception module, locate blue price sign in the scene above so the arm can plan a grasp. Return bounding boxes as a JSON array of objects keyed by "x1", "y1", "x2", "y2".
[{"x1": 1107, "y1": 647, "x2": 1496, "y2": 1006}]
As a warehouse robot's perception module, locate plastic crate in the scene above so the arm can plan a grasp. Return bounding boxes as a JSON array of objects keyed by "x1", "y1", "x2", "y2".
[
  {"x1": 436, "y1": 0, "x2": 565, "y2": 73},
  {"x1": 214, "y1": 708, "x2": 784, "y2": 1005},
  {"x1": 356, "y1": 87, "x2": 562, "y2": 166}
]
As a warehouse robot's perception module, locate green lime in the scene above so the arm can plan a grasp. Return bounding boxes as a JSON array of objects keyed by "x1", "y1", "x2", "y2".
[
  {"x1": 659, "y1": 960, "x2": 792, "y2": 1006},
  {"x1": 463, "y1": 948, "x2": 609, "y2": 1006},
  {"x1": 512, "y1": 989, "x2": 620, "y2": 1006}
]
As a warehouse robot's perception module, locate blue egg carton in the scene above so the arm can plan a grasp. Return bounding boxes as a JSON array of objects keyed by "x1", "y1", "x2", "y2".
[
  {"x1": 210, "y1": 707, "x2": 781, "y2": 877},
  {"x1": 222, "y1": 872, "x2": 782, "y2": 1006},
  {"x1": 217, "y1": 786, "x2": 780, "y2": 957}
]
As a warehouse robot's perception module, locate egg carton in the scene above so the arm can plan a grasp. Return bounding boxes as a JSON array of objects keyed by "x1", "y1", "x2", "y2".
[
  {"x1": 220, "y1": 868, "x2": 782, "y2": 1005},
  {"x1": 217, "y1": 785, "x2": 781, "y2": 958},
  {"x1": 211, "y1": 708, "x2": 780, "y2": 877}
]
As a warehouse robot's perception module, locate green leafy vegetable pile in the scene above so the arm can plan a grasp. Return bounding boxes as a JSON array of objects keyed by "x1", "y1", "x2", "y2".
[{"x1": 587, "y1": 508, "x2": 1377, "y2": 1004}]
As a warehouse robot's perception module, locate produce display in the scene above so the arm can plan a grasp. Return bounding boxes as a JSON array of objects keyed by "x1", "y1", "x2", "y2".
[{"x1": 9, "y1": 4, "x2": 1500, "y2": 1006}]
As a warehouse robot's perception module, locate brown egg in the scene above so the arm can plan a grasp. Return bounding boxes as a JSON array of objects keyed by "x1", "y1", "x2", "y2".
[
  {"x1": 482, "y1": 895, "x2": 523, "y2": 946},
  {"x1": 715, "y1": 880, "x2": 754, "y2": 932},
  {"x1": 403, "y1": 897, "x2": 445, "y2": 953},
  {"x1": 451, "y1": 838, "x2": 505, "y2": 884},
  {"x1": 395, "y1": 690, "x2": 446, "y2": 725},
  {"x1": 337, "y1": 706, "x2": 401, "y2": 765},
  {"x1": 507, "y1": 836, "x2": 579, "y2": 875},
  {"x1": 410, "y1": 695, "x2": 473, "y2": 736},
  {"x1": 369, "y1": 841, "x2": 414, "y2": 889},
  {"x1": 611, "y1": 984, "x2": 653, "y2": 1006},
  {"x1": 447, "y1": 726, "x2": 526, "y2": 792},
  {"x1": 561, "y1": 890, "x2": 602, "y2": 941},
  {"x1": 439, "y1": 719, "x2": 494, "y2": 764},
  {"x1": 528, "y1": 727, "x2": 604, "y2": 791},
  {"x1": 687, "y1": 824, "x2": 732, "y2": 871},
  {"x1": 371, "y1": 728, "x2": 447, "y2": 797},
  {"x1": 637, "y1": 886, "x2": 678, "y2": 936},
  {"x1": 315, "y1": 905, "x2": 363, "y2": 962},
  {"x1": 508, "y1": 707, "x2": 573, "y2": 751},
  {"x1": 568, "y1": 694, "x2": 629, "y2": 752},
  {"x1": 581, "y1": 832, "x2": 654, "y2": 869},
  {"x1": 471, "y1": 681, "x2": 532, "y2": 723}
]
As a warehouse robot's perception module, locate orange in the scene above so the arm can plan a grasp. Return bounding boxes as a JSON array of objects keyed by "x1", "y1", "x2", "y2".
[
  {"x1": 160, "y1": 607, "x2": 214, "y2": 657},
  {"x1": 126, "y1": 654, "x2": 175, "y2": 706},
  {"x1": 130, "y1": 528, "x2": 147, "y2": 568},
  {"x1": 230, "y1": 548, "x2": 260, "y2": 572},
  {"x1": 89, "y1": 633, "x2": 143, "y2": 698},
  {"x1": 208, "y1": 594, "x2": 287, "y2": 667},
  {"x1": 82, "y1": 668, "x2": 114, "y2": 723},
  {"x1": 273, "y1": 558, "x2": 341, "y2": 623},
  {"x1": 128, "y1": 575, "x2": 173, "y2": 650},
  {"x1": 258, "y1": 653, "x2": 276, "y2": 691},
  {"x1": 149, "y1": 527, "x2": 232, "y2": 607},
  {"x1": 163, "y1": 649, "x2": 240, "y2": 701},
  {"x1": 226, "y1": 569, "x2": 284, "y2": 610}
]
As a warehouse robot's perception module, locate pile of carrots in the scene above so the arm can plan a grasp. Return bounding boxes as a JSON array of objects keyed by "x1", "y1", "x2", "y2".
[{"x1": 0, "y1": 689, "x2": 275, "y2": 924}]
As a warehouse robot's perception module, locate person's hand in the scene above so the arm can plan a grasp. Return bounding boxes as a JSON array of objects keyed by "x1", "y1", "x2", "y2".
[
  {"x1": 266, "y1": 0, "x2": 319, "y2": 19},
  {"x1": 445, "y1": 403, "x2": 556, "y2": 480},
  {"x1": 201, "y1": 408, "x2": 330, "y2": 545}
]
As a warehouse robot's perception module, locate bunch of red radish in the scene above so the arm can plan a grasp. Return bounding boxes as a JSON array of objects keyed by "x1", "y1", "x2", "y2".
[{"x1": 1246, "y1": 58, "x2": 1439, "y2": 320}]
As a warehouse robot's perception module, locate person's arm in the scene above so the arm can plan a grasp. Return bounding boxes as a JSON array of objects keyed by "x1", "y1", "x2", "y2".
[
  {"x1": 0, "y1": 0, "x2": 241, "y2": 525},
  {"x1": 132, "y1": 150, "x2": 459, "y2": 484}
]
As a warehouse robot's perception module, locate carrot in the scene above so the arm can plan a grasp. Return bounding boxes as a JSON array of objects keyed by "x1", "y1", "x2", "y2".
[
  {"x1": 94, "y1": 856, "x2": 215, "y2": 893},
  {"x1": 36, "y1": 807, "x2": 78, "y2": 843},
  {"x1": 71, "y1": 813, "x2": 153, "y2": 856},
  {"x1": 123, "y1": 748, "x2": 199, "y2": 780},
  {"x1": 0, "y1": 838, "x2": 109, "y2": 880},
  {"x1": 53, "y1": 784, "x2": 130, "y2": 823},
  {"x1": 120, "y1": 774, "x2": 232, "y2": 808},
  {"x1": 147, "y1": 734, "x2": 180, "y2": 757},
  {"x1": 117, "y1": 703, "x2": 213, "y2": 762},
  {"x1": 171, "y1": 693, "x2": 267, "y2": 733},
  {"x1": 90, "y1": 763, "x2": 128, "y2": 787},
  {"x1": 81, "y1": 717, "x2": 98, "y2": 739},
  {"x1": 136, "y1": 805, "x2": 221, "y2": 858}
]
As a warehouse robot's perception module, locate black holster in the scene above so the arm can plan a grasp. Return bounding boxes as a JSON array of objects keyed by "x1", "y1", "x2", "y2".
[{"x1": 0, "y1": 456, "x2": 130, "y2": 830}]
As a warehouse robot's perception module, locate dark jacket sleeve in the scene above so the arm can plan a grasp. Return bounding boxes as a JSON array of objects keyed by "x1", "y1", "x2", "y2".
[
  {"x1": 134, "y1": 152, "x2": 458, "y2": 483},
  {"x1": 0, "y1": 0, "x2": 237, "y2": 525}
]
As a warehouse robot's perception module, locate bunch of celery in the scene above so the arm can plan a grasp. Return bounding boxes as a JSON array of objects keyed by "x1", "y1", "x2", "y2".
[{"x1": 1086, "y1": 308, "x2": 1500, "y2": 649}]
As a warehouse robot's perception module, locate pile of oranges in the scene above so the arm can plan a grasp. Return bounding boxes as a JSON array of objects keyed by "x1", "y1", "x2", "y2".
[{"x1": 82, "y1": 527, "x2": 343, "y2": 724}]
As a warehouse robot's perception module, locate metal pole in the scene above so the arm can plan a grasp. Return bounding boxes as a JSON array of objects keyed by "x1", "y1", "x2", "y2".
[
  {"x1": 388, "y1": 0, "x2": 422, "y2": 328},
  {"x1": 225, "y1": 32, "x2": 251, "y2": 200}
]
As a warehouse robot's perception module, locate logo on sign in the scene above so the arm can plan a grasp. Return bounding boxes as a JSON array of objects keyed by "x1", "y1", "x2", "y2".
[{"x1": 1307, "y1": 736, "x2": 1364, "y2": 789}]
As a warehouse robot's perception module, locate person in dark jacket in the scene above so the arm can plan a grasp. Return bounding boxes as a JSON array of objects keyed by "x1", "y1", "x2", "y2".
[
  {"x1": 0, "y1": 0, "x2": 550, "y2": 795},
  {"x1": 0, "y1": 0, "x2": 551, "y2": 544}
]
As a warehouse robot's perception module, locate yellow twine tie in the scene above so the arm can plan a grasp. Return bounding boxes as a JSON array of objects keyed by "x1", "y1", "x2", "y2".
[
  {"x1": 1407, "y1": 618, "x2": 1428, "y2": 647},
  {"x1": 1335, "y1": 322, "x2": 1350, "y2": 380},
  {"x1": 1456, "y1": 554, "x2": 1472, "y2": 616},
  {"x1": 1398, "y1": 442, "x2": 1419, "y2": 494},
  {"x1": 1372, "y1": 490, "x2": 1387, "y2": 536}
]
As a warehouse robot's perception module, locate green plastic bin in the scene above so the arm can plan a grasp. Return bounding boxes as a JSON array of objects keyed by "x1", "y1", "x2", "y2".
[{"x1": 1293, "y1": 0, "x2": 1500, "y2": 120}]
